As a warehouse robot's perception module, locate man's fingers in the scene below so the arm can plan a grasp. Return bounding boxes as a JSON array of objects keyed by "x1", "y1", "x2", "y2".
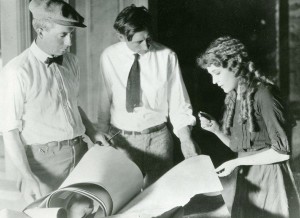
[
  {"x1": 24, "y1": 192, "x2": 35, "y2": 203},
  {"x1": 33, "y1": 189, "x2": 42, "y2": 200},
  {"x1": 95, "y1": 135, "x2": 111, "y2": 146},
  {"x1": 101, "y1": 140, "x2": 110, "y2": 146}
]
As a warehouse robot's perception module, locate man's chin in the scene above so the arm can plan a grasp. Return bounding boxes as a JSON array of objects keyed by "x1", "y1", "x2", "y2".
[
  {"x1": 60, "y1": 48, "x2": 69, "y2": 55},
  {"x1": 139, "y1": 50, "x2": 148, "y2": 55}
]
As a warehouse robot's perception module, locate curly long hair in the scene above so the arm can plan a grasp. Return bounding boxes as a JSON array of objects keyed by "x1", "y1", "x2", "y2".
[{"x1": 197, "y1": 36, "x2": 273, "y2": 135}]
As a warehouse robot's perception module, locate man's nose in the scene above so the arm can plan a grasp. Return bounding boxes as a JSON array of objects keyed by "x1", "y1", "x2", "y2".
[
  {"x1": 141, "y1": 40, "x2": 148, "y2": 50},
  {"x1": 65, "y1": 34, "x2": 72, "y2": 46}
]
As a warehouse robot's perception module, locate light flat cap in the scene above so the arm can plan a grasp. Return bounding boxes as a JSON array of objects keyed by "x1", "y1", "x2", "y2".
[{"x1": 29, "y1": 0, "x2": 86, "y2": 28}]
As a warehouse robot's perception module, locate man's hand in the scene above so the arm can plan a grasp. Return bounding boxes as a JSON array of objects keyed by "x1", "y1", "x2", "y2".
[
  {"x1": 180, "y1": 138, "x2": 201, "y2": 159},
  {"x1": 93, "y1": 131, "x2": 112, "y2": 146},
  {"x1": 20, "y1": 175, "x2": 42, "y2": 203},
  {"x1": 178, "y1": 126, "x2": 201, "y2": 159}
]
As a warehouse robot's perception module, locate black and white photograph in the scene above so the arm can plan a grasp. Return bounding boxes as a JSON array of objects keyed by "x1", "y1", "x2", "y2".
[{"x1": 0, "y1": 0, "x2": 300, "y2": 217}]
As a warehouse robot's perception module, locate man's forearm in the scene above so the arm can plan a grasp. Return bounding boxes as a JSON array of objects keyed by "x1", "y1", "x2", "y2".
[
  {"x1": 177, "y1": 126, "x2": 201, "y2": 158},
  {"x1": 3, "y1": 129, "x2": 34, "y2": 178},
  {"x1": 177, "y1": 126, "x2": 192, "y2": 141}
]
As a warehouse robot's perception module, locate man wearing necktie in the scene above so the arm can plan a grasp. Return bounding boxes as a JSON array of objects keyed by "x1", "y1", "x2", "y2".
[
  {"x1": 95, "y1": 5, "x2": 201, "y2": 187},
  {"x1": 1, "y1": 0, "x2": 95, "y2": 203}
]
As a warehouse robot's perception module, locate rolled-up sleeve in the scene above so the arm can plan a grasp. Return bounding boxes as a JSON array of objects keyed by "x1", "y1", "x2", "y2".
[
  {"x1": 257, "y1": 87, "x2": 290, "y2": 154},
  {"x1": 1, "y1": 67, "x2": 25, "y2": 132},
  {"x1": 167, "y1": 52, "x2": 196, "y2": 135}
]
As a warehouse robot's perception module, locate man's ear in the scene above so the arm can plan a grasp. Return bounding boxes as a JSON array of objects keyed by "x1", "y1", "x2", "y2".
[
  {"x1": 36, "y1": 28, "x2": 44, "y2": 39},
  {"x1": 116, "y1": 32, "x2": 126, "y2": 42}
]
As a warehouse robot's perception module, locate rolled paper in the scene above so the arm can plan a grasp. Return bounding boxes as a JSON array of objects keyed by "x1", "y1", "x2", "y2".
[{"x1": 24, "y1": 208, "x2": 66, "y2": 218}]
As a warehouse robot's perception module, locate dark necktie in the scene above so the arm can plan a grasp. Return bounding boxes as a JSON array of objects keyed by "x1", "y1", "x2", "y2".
[
  {"x1": 45, "y1": 55, "x2": 63, "y2": 67},
  {"x1": 126, "y1": 54, "x2": 141, "y2": 112}
]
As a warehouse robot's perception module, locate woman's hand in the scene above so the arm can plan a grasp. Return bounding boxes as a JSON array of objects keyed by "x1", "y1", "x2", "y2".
[
  {"x1": 215, "y1": 159, "x2": 238, "y2": 177},
  {"x1": 198, "y1": 111, "x2": 220, "y2": 134}
]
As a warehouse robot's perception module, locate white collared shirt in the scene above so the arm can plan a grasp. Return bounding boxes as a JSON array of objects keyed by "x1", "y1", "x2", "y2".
[
  {"x1": 0, "y1": 41, "x2": 85, "y2": 144},
  {"x1": 98, "y1": 41, "x2": 196, "y2": 135}
]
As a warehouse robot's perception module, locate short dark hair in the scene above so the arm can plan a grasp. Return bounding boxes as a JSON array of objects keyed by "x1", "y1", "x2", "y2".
[{"x1": 113, "y1": 4, "x2": 152, "y2": 41}]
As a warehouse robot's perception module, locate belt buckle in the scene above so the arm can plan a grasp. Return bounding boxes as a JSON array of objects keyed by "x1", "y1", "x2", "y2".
[
  {"x1": 39, "y1": 145, "x2": 49, "y2": 154},
  {"x1": 140, "y1": 129, "x2": 147, "y2": 134},
  {"x1": 72, "y1": 137, "x2": 79, "y2": 143}
]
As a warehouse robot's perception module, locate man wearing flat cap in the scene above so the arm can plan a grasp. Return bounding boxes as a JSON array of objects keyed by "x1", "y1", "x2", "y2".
[{"x1": 1, "y1": 0, "x2": 95, "y2": 203}]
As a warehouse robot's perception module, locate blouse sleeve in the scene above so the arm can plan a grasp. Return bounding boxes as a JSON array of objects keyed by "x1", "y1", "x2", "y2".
[{"x1": 256, "y1": 86, "x2": 290, "y2": 154}]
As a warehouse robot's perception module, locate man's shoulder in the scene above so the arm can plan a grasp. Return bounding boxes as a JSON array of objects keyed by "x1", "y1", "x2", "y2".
[
  {"x1": 101, "y1": 42, "x2": 123, "y2": 56},
  {"x1": 2, "y1": 49, "x2": 31, "y2": 75},
  {"x1": 150, "y1": 41, "x2": 177, "y2": 56}
]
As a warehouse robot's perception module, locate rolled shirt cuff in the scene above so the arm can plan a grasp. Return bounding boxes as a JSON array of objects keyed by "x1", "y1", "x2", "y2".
[{"x1": 1, "y1": 120, "x2": 22, "y2": 133}]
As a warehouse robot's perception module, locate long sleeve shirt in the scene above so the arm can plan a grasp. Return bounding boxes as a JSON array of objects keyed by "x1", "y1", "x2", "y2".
[
  {"x1": 98, "y1": 41, "x2": 196, "y2": 135},
  {"x1": 0, "y1": 41, "x2": 85, "y2": 145}
]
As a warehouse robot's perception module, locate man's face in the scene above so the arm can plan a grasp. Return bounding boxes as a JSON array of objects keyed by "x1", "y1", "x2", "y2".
[
  {"x1": 40, "y1": 23, "x2": 75, "y2": 56},
  {"x1": 121, "y1": 30, "x2": 151, "y2": 54}
]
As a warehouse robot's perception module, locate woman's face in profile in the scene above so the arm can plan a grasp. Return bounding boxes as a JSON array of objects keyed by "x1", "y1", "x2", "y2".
[{"x1": 206, "y1": 65, "x2": 238, "y2": 93}]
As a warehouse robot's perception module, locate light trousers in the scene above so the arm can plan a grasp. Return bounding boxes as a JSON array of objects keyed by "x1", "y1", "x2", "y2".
[
  {"x1": 109, "y1": 126, "x2": 174, "y2": 188},
  {"x1": 20, "y1": 136, "x2": 88, "y2": 197}
]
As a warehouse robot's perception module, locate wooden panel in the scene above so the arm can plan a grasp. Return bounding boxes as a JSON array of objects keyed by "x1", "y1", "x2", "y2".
[
  {"x1": 0, "y1": 0, "x2": 31, "y2": 179},
  {"x1": 75, "y1": 0, "x2": 120, "y2": 121},
  {"x1": 0, "y1": 0, "x2": 31, "y2": 65},
  {"x1": 289, "y1": 0, "x2": 300, "y2": 118},
  {"x1": 120, "y1": 0, "x2": 148, "y2": 10}
]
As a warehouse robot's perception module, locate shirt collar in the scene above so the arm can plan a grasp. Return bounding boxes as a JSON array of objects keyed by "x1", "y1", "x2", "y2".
[
  {"x1": 30, "y1": 40, "x2": 53, "y2": 64},
  {"x1": 120, "y1": 41, "x2": 153, "y2": 58}
]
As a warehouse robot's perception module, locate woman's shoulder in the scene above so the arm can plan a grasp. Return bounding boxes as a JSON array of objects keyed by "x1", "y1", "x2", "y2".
[{"x1": 254, "y1": 83, "x2": 281, "y2": 102}]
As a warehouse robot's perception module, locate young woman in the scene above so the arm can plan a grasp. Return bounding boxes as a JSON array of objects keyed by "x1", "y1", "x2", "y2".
[{"x1": 197, "y1": 36, "x2": 300, "y2": 218}]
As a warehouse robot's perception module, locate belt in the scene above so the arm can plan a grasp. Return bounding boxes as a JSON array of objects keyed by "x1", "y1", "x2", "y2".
[
  {"x1": 28, "y1": 136, "x2": 82, "y2": 147},
  {"x1": 57, "y1": 136, "x2": 82, "y2": 146},
  {"x1": 111, "y1": 123, "x2": 166, "y2": 135}
]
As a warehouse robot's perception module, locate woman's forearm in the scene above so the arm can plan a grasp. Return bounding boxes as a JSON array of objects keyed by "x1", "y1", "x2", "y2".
[{"x1": 235, "y1": 148, "x2": 289, "y2": 166}]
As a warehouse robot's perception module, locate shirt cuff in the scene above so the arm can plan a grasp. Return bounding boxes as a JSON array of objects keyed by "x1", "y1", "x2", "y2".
[
  {"x1": 173, "y1": 116, "x2": 196, "y2": 136},
  {"x1": 1, "y1": 120, "x2": 22, "y2": 133}
]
